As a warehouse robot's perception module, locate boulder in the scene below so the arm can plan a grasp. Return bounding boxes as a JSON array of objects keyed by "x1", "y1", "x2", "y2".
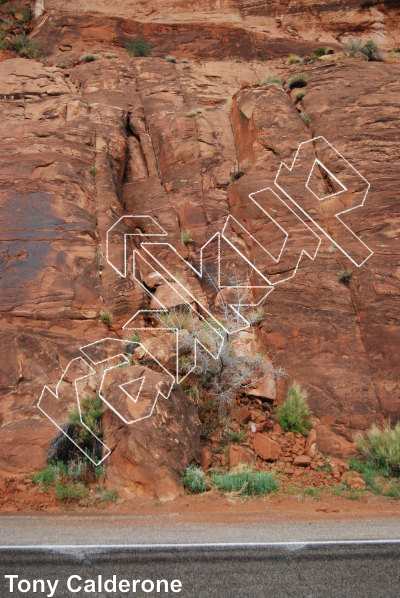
[
  {"x1": 228, "y1": 445, "x2": 254, "y2": 469},
  {"x1": 305, "y1": 429, "x2": 318, "y2": 458},
  {"x1": 200, "y1": 447, "x2": 212, "y2": 470},
  {"x1": 253, "y1": 433, "x2": 281, "y2": 461},
  {"x1": 316, "y1": 425, "x2": 358, "y2": 459},
  {"x1": 293, "y1": 455, "x2": 311, "y2": 467},
  {"x1": 239, "y1": 407, "x2": 252, "y2": 424},
  {"x1": 102, "y1": 367, "x2": 201, "y2": 501},
  {"x1": 244, "y1": 372, "x2": 276, "y2": 401}
]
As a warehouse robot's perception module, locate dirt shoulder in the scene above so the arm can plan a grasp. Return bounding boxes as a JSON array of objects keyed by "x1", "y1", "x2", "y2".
[{"x1": 2, "y1": 474, "x2": 400, "y2": 523}]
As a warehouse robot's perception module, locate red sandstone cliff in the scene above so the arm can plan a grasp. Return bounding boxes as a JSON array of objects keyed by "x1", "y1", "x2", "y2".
[{"x1": 0, "y1": 0, "x2": 399, "y2": 500}]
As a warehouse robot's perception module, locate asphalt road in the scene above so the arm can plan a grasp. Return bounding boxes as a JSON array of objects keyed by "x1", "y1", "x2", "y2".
[
  {"x1": 0, "y1": 543, "x2": 399, "y2": 598},
  {"x1": 1, "y1": 515, "x2": 400, "y2": 544},
  {"x1": 1, "y1": 518, "x2": 399, "y2": 597}
]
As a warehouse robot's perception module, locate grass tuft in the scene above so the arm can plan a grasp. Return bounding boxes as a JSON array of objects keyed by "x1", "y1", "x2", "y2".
[
  {"x1": 211, "y1": 467, "x2": 279, "y2": 495},
  {"x1": 246, "y1": 306, "x2": 265, "y2": 325},
  {"x1": 99, "y1": 311, "x2": 112, "y2": 324},
  {"x1": 287, "y1": 73, "x2": 308, "y2": 90},
  {"x1": 261, "y1": 74, "x2": 284, "y2": 88},
  {"x1": 338, "y1": 267, "x2": 352, "y2": 285},
  {"x1": 295, "y1": 90, "x2": 306, "y2": 102},
  {"x1": 55, "y1": 481, "x2": 87, "y2": 500},
  {"x1": 286, "y1": 54, "x2": 302, "y2": 64},
  {"x1": 182, "y1": 229, "x2": 194, "y2": 244},
  {"x1": 80, "y1": 54, "x2": 99, "y2": 63},
  {"x1": 30, "y1": 466, "x2": 57, "y2": 489}
]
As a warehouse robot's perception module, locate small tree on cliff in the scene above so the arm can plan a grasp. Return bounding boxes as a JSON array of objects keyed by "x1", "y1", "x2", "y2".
[{"x1": 157, "y1": 274, "x2": 285, "y2": 420}]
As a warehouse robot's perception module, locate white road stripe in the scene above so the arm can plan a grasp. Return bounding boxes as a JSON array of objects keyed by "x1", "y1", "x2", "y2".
[{"x1": 0, "y1": 540, "x2": 400, "y2": 550}]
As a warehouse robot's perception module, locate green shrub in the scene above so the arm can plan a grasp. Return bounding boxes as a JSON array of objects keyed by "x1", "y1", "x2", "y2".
[
  {"x1": 80, "y1": 54, "x2": 99, "y2": 63},
  {"x1": 31, "y1": 463, "x2": 92, "y2": 499},
  {"x1": 29, "y1": 466, "x2": 57, "y2": 488},
  {"x1": 326, "y1": 48, "x2": 335, "y2": 55},
  {"x1": 186, "y1": 109, "x2": 197, "y2": 117},
  {"x1": 182, "y1": 465, "x2": 206, "y2": 493},
  {"x1": 313, "y1": 47, "x2": 326, "y2": 57},
  {"x1": 349, "y1": 454, "x2": 399, "y2": 497},
  {"x1": 287, "y1": 73, "x2": 308, "y2": 90},
  {"x1": 165, "y1": 55, "x2": 177, "y2": 63},
  {"x1": 277, "y1": 382, "x2": 311, "y2": 436},
  {"x1": 301, "y1": 113, "x2": 310, "y2": 123},
  {"x1": 211, "y1": 468, "x2": 279, "y2": 495},
  {"x1": 227, "y1": 428, "x2": 247, "y2": 443},
  {"x1": 8, "y1": 36, "x2": 42, "y2": 59},
  {"x1": 90, "y1": 165, "x2": 98, "y2": 176},
  {"x1": 338, "y1": 267, "x2": 352, "y2": 285},
  {"x1": 355, "y1": 423, "x2": 400, "y2": 474},
  {"x1": 346, "y1": 39, "x2": 381, "y2": 61},
  {"x1": 182, "y1": 229, "x2": 194, "y2": 244},
  {"x1": 360, "y1": 40, "x2": 381, "y2": 61},
  {"x1": 55, "y1": 482, "x2": 87, "y2": 500},
  {"x1": 261, "y1": 74, "x2": 284, "y2": 88},
  {"x1": 99, "y1": 310, "x2": 111, "y2": 324},
  {"x1": 78, "y1": 396, "x2": 103, "y2": 436},
  {"x1": 286, "y1": 54, "x2": 302, "y2": 64},
  {"x1": 32, "y1": 399, "x2": 107, "y2": 501},
  {"x1": 295, "y1": 90, "x2": 306, "y2": 101},
  {"x1": 68, "y1": 396, "x2": 104, "y2": 462},
  {"x1": 348, "y1": 457, "x2": 366, "y2": 474},
  {"x1": 349, "y1": 456, "x2": 392, "y2": 480},
  {"x1": 126, "y1": 37, "x2": 152, "y2": 57}
]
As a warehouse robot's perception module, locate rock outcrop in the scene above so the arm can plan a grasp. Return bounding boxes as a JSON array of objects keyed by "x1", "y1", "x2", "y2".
[{"x1": 103, "y1": 376, "x2": 201, "y2": 501}]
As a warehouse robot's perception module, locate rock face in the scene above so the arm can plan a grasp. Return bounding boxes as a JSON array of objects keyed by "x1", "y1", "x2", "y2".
[
  {"x1": 0, "y1": 0, "x2": 399, "y2": 497},
  {"x1": 41, "y1": 1, "x2": 400, "y2": 52}
]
